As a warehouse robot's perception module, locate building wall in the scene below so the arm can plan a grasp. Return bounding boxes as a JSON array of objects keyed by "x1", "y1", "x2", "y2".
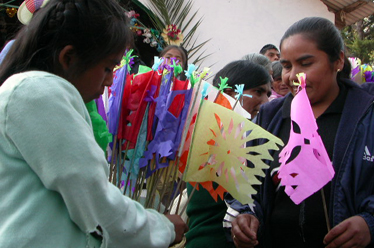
[{"x1": 139, "y1": 0, "x2": 334, "y2": 77}]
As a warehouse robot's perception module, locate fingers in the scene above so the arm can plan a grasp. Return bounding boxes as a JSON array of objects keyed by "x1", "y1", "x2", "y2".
[
  {"x1": 324, "y1": 220, "x2": 349, "y2": 246},
  {"x1": 165, "y1": 214, "x2": 188, "y2": 244},
  {"x1": 324, "y1": 216, "x2": 370, "y2": 248},
  {"x1": 324, "y1": 228, "x2": 354, "y2": 248},
  {"x1": 232, "y1": 234, "x2": 258, "y2": 248},
  {"x1": 236, "y1": 214, "x2": 259, "y2": 240},
  {"x1": 248, "y1": 216, "x2": 260, "y2": 238},
  {"x1": 231, "y1": 214, "x2": 259, "y2": 248}
]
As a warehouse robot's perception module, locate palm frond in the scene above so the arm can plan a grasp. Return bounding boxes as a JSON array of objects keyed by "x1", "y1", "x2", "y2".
[
  {"x1": 188, "y1": 39, "x2": 211, "y2": 55},
  {"x1": 143, "y1": 0, "x2": 211, "y2": 65}
]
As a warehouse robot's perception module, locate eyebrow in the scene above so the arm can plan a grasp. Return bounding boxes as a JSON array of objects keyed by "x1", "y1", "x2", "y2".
[
  {"x1": 255, "y1": 85, "x2": 269, "y2": 93},
  {"x1": 280, "y1": 54, "x2": 314, "y2": 64},
  {"x1": 253, "y1": 85, "x2": 272, "y2": 97},
  {"x1": 165, "y1": 53, "x2": 181, "y2": 58}
]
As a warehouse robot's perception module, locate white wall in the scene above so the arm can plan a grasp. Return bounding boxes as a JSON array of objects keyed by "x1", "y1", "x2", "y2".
[{"x1": 139, "y1": 0, "x2": 334, "y2": 77}]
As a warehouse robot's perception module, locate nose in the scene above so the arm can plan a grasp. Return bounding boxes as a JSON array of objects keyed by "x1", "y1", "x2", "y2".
[
  {"x1": 288, "y1": 68, "x2": 301, "y2": 86},
  {"x1": 103, "y1": 73, "x2": 114, "y2": 87}
]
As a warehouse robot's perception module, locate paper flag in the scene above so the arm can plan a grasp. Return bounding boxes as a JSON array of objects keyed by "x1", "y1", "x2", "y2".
[
  {"x1": 184, "y1": 100, "x2": 283, "y2": 205},
  {"x1": 278, "y1": 73, "x2": 335, "y2": 205},
  {"x1": 107, "y1": 63, "x2": 128, "y2": 135},
  {"x1": 203, "y1": 81, "x2": 252, "y2": 119},
  {"x1": 139, "y1": 82, "x2": 192, "y2": 177},
  {"x1": 85, "y1": 100, "x2": 112, "y2": 152},
  {"x1": 120, "y1": 69, "x2": 156, "y2": 146},
  {"x1": 178, "y1": 81, "x2": 253, "y2": 175}
]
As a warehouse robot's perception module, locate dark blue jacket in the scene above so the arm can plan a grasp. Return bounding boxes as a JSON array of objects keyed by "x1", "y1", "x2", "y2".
[{"x1": 226, "y1": 79, "x2": 374, "y2": 247}]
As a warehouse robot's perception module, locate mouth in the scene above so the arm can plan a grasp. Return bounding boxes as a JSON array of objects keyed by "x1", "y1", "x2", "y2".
[{"x1": 280, "y1": 86, "x2": 289, "y2": 91}]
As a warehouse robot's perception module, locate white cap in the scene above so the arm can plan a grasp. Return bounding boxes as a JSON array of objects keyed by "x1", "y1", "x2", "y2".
[{"x1": 17, "y1": 0, "x2": 50, "y2": 25}]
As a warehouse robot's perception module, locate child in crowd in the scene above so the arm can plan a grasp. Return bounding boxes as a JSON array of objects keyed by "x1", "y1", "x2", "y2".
[
  {"x1": 159, "y1": 45, "x2": 188, "y2": 80},
  {"x1": 269, "y1": 61, "x2": 290, "y2": 101},
  {"x1": 160, "y1": 45, "x2": 188, "y2": 70}
]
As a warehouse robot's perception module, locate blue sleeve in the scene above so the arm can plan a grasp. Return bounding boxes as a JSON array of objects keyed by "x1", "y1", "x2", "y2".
[{"x1": 357, "y1": 212, "x2": 374, "y2": 245}]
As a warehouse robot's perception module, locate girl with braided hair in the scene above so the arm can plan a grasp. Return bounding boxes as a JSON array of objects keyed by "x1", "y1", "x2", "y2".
[{"x1": 0, "y1": 0, "x2": 187, "y2": 247}]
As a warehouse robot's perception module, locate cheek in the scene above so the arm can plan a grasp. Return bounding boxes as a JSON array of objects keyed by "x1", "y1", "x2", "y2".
[
  {"x1": 273, "y1": 81, "x2": 280, "y2": 90},
  {"x1": 242, "y1": 97, "x2": 255, "y2": 112},
  {"x1": 282, "y1": 71, "x2": 289, "y2": 83}
]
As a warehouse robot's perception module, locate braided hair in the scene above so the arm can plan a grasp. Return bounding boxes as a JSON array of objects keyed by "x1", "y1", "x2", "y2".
[{"x1": 0, "y1": 0, "x2": 132, "y2": 85}]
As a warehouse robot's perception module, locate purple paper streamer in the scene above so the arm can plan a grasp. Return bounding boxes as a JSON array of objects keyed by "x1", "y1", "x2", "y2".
[
  {"x1": 139, "y1": 88, "x2": 193, "y2": 177},
  {"x1": 364, "y1": 71, "x2": 374, "y2": 82},
  {"x1": 107, "y1": 65, "x2": 128, "y2": 135},
  {"x1": 95, "y1": 95, "x2": 107, "y2": 123},
  {"x1": 351, "y1": 66, "x2": 360, "y2": 78}
]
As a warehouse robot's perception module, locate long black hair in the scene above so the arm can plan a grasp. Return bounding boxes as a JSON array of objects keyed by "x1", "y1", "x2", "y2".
[
  {"x1": 213, "y1": 60, "x2": 271, "y2": 90},
  {"x1": 0, "y1": 0, "x2": 133, "y2": 85}
]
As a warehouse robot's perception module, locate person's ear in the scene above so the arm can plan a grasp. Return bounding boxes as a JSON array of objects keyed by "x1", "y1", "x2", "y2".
[
  {"x1": 335, "y1": 51, "x2": 345, "y2": 71},
  {"x1": 58, "y1": 45, "x2": 77, "y2": 71}
]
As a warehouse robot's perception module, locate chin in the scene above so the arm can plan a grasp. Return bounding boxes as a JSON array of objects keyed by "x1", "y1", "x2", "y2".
[
  {"x1": 251, "y1": 112, "x2": 258, "y2": 119},
  {"x1": 84, "y1": 95, "x2": 97, "y2": 103}
]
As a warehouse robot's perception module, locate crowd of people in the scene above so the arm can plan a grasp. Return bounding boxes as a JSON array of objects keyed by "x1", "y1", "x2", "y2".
[{"x1": 1, "y1": 0, "x2": 374, "y2": 248}]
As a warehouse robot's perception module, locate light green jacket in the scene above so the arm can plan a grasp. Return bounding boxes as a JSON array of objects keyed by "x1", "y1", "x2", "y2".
[{"x1": 0, "y1": 71, "x2": 175, "y2": 248}]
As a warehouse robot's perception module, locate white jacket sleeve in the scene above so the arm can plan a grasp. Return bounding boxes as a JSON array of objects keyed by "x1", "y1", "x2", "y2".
[{"x1": 5, "y1": 73, "x2": 175, "y2": 248}]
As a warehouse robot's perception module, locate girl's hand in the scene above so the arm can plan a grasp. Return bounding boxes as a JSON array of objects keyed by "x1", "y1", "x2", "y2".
[
  {"x1": 231, "y1": 214, "x2": 259, "y2": 248},
  {"x1": 165, "y1": 214, "x2": 188, "y2": 245},
  {"x1": 324, "y1": 216, "x2": 370, "y2": 248}
]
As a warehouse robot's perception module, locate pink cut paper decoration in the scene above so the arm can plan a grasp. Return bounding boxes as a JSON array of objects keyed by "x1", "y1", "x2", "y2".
[{"x1": 278, "y1": 73, "x2": 335, "y2": 205}]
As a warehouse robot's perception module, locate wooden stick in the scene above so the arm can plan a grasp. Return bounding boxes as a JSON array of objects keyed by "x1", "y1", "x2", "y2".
[
  {"x1": 165, "y1": 158, "x2": 186, "y2": 212},
  {"x1": 108, "y1": 135, "x2": 118, "y2": 183},
  {"x1": 146, "y1": 168, "x2": 162, "y2": 208},
  {"x1": 174, "y1": 180, "x2": 186, "y2": 215},
  {"x1": 122, "y1": 142, "x2": 134, "y2": 195},
  {"x1": 144, "y1": 159, "x2": 158, "y2": 207},
  {"x1": 164, "y1": 157, "x2": 181, "y2": 212},
  {"x1": 178, "y1": 183, "x2": 197, "y2": 216},
  {"x1": 321, "y1": 188, "x2": 331, "y2": 231},
  {"x1": 157, "y1": 161, "x2": 173, "y2": 212},
  {"x1": 116, "y1": 139, "x2": 125, "y2": 189},
  {"x1": 134, "y1": 167, "x2": 146, "y2": 201},
  {"x1": 232, "y1": 97, "x2": 240, "y2": 110}
]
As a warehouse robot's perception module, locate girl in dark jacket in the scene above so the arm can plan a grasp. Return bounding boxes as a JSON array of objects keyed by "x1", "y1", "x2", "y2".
[{"x1": 228, "y1": 17, "x2": 374, "y2": 248}]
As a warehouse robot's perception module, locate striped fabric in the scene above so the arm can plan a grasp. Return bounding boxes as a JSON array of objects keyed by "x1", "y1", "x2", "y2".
[{"x1": 25, "y1": 0, "x2": 44, "y2": 14}]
